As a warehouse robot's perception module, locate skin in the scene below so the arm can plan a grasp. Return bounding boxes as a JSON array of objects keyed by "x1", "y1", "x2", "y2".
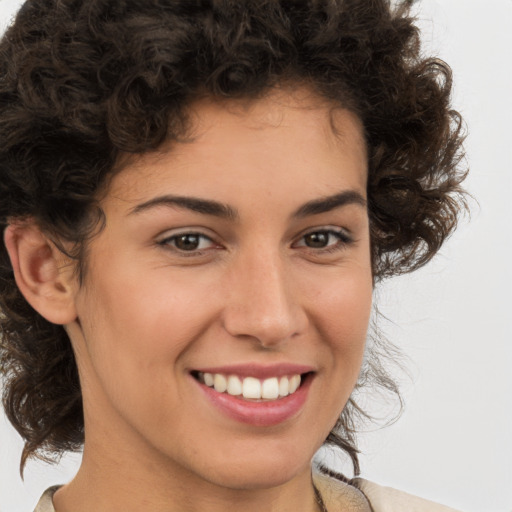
[{"x1": 7, "y1": 87, "x2": 373, "y2": 511}]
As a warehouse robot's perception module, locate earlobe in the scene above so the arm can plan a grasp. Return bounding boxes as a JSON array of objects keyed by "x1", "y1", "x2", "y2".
[{"x1": 4, "y1": 222, "x2": 78, "y2": 325}]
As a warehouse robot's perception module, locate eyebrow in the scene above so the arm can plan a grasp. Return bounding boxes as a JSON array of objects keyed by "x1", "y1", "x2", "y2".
[
  {"x1": 129, "y1": 195, "x2": 238, "y2": 220},
  {"x1": 129, "y1": 190, "x2": 366, "y2": 220},
  {"x1": 292, "y1": 190, "x2": 367, "y2": 218}
]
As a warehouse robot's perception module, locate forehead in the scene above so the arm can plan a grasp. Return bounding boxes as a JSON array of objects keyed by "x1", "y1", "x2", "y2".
[{"x1": 109, "y1": 87, "x2": 368, "y2": 206}]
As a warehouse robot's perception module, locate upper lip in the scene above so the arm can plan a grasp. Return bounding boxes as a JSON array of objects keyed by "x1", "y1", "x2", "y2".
[{"x1": 191, "y1": 363, "x2": 315, "y2": 379}]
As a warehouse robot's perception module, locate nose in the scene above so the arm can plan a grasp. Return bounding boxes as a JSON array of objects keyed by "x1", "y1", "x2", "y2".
[{"x1": 221, "y1": 251, "x2": 307, "y2": 348}]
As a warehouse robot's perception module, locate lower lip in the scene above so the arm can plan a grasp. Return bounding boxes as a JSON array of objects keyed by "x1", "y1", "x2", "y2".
[{"x1": 195, "y1": 375, "x2": 312, "y2": 427}]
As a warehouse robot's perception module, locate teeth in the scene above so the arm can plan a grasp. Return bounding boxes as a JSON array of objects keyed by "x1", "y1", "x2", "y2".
[
  {"x1": 213, "y1": 373, "x2": 227, "y2": 393},
  {"x1": 289, "y1": 374, "x2": 301, "y2": 393},
  {"x1": 261, "y1": 377, "x2": 279, "y2": 399},
  {"x1": 199, "y1": 372, "x2": 303, "y2": 401},
  {"x1": 278, "y1": 376, "x2": 289, "y2": 397},
  {"x1": 242, "y1": 377, "x2": 261, "y2": 399},
  {"x1": 227, "y1": 375, "x2": 242, "y2": 396}
]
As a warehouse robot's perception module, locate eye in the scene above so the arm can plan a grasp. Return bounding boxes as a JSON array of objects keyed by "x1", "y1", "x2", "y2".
[
  {"x1": 159, "y1": 232, "x2": 217, "y2": 252},
  {"x1": 293, "y1": 229, "x2": 352, "y2": 251}
]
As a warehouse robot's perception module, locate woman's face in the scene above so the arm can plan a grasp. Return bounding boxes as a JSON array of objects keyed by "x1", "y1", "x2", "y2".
[{"x1": 68, "y1": 88, "x2": 373, "y2": 490}]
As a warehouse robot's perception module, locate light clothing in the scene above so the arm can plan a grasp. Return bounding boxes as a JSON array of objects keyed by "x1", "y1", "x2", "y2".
[
  {"x1": 33, "y1": 474, "x2": 462, "y2": 512},
  {"x1": 33, "y1": 486, "x2": 60, "y2": 512},
  {"x1": 314, "y1": 472, "x2": 462, "y2": 512}
]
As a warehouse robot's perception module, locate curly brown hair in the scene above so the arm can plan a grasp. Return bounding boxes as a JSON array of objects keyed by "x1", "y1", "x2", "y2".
[{"x1": 0, "y1": 0, "x2": 466, "y2": 474}]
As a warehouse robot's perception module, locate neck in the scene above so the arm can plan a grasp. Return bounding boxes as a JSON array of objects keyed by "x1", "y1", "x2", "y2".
[{"x1": 53, "y1": 435, "x2": 321, "y2": 512}]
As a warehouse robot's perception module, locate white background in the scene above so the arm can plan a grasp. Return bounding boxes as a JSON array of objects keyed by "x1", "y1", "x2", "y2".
[{"x1": 0, "y1": 1, "x2": 511, "y2": 511}]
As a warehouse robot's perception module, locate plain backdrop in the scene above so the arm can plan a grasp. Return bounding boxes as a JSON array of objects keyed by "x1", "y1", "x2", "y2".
[{"x1": 0, "y1": 1, "x2": 511, "y2": 511}]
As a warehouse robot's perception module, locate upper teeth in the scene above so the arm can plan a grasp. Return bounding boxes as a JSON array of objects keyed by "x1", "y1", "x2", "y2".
[{"x1": 199, "y1": 372, "x2": 301, "y2": 400}]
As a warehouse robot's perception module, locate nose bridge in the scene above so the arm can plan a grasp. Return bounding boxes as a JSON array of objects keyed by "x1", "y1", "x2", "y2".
[{"x1": 222, "y1": 246, "x2": 305, "y2": 346}]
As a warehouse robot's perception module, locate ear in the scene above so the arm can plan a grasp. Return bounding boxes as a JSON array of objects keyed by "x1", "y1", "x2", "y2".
[{"x1": 4, "y1": 222, "x2": 77, "y2": 325}]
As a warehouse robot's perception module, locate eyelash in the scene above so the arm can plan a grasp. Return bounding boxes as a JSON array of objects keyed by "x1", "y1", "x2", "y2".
[
  {"x1": 293, "y1": 228, "x2": 353, "y2": 253},
  {"x1": 157, "y1": 228, "x2": 353, "y2": 256},
  {"x1": 158, "y1": 232, "x2": 218, "y2": 255}
]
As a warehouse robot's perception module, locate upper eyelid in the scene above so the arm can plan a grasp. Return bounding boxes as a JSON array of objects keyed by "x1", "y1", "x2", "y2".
[
  {"x1": 160, "y1": 232, "x2": 213, "y2": 242},
  {"x1": 155, "y1": 225, "x2": 353, "y2": 246},
  {"x1": 157, "y1": 227, "x2": 217, "y2": 241},
  {"x1": 294, "y1": 225, "x2": 352, "y2": 239}
]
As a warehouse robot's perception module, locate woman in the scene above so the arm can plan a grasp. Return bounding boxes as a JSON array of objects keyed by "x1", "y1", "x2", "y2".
[{"x1": 0, "y1": 1, "x2": 467, "y2": 511}]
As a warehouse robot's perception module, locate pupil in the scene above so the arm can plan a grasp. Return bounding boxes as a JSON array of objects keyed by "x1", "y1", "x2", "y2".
[
  {"x1": 305, "y1": 232, "x2": 328, "y2": 248},
  {"x1": 176, "y1": 234, "x2": 199, "y2": 250}
]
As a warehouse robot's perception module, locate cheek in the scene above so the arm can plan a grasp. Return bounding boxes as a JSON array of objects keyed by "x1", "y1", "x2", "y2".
[
  {"x1": 308, "y1": 268, "x2": 373, "y2": 360},
  {"x1": 80, "y1": 274, "x2": 207, "y2": 363},
  {"x1": 73, "y1": 272, "x2": 214, "y2": 437},
  {"x1": 75, "y1": 264, "x2": 216, "y2": 386}
]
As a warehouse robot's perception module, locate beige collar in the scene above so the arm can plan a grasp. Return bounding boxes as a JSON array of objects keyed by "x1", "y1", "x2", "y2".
[
  {"x1": 313, "y1": 471, "x2": 373, "y2": 512},
  {"x1": 314, "y1": 470, "x2": 462, "y2": 512},
  {"x1": 34, "y1": 474, "x2": 462, "y2": 512},
  {"x1": 33, "y1": 485, "x2": 60, "y2": 512}
]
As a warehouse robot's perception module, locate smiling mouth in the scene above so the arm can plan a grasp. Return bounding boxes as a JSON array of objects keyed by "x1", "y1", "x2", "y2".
[{"x1": 191, "y1": 371, "x2": 308, "y2": 401}]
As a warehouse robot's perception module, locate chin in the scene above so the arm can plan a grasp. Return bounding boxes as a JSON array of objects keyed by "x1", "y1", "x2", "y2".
[
  {"x1": 208, "y1": 466, "x2": 304, "y2": 491},
  {"x1": 193, "y1": 446, "x2": 312, "y2": 491}
]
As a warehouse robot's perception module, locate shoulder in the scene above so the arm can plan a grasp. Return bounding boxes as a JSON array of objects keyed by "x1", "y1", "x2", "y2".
[
  {"x1": 353, "y1": 478, "x2": 462, "y2": 512},
  {"x1": 313, "y1": 471, "x2": 462, "y2": 512},
  {"x1": 33, "y1": 486, "x2": 60, "y2": 512}
]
